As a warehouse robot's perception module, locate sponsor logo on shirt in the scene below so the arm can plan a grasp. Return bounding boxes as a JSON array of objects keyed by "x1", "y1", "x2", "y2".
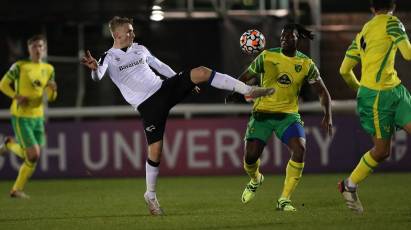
[
  {"x1": 119, "y1": 58, "x2": 145, "y2": 71},
  {"x1": 276, "y1": 73, "x2": 293, "y2": 88}
]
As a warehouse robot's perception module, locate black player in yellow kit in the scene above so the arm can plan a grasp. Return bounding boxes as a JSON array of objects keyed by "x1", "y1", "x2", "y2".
[
  {"x1": 238, "y1": 24, "x2": 333, "y2": 211},
  {"x1": 0, "y1": 34, "x2": 57, "y2": 198}
]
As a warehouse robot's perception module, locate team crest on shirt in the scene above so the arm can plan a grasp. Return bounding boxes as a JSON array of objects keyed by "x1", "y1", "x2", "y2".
[
  {"x1": 276, "y1": 73, "x2": 293, "y2": 88},
  {"x1": 294, "y1": 64, "x2": 302, "y2": 73}
]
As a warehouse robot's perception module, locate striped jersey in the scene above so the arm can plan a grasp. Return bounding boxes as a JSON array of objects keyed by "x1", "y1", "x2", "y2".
[
  {"x1": 345, "y1": 14, "x2": 409, "y2": 90},
  {"x1": 248, "y1": 48, "x2": 321, "y2": 113},
  {"x1": 3, "y1": 60, "x2": 55, "y2": 117}
]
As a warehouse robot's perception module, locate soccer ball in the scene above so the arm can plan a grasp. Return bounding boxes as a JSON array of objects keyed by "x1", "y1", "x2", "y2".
[{"x1": 240, "y1": 29, "x2": 266, "y2": 54}]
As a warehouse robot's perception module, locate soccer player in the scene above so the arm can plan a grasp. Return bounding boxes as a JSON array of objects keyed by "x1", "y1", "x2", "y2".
[
  {"x1": 238, "y1": 23, "x2": 333, "y2": 211},
  {"x1": 0, "y1": 34, "x2": 57, "y2": 199},
  {"x1": 338, "y1": 0, "x2": 411, "y2": 213},
  {"x1": 80, "y1": 16, "x2": 274, "y2": 216}
]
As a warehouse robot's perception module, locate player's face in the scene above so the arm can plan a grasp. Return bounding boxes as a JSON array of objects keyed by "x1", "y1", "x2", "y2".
[
  {"x1": 28, "y1": 40, "x2": 46, "y2": 62},
  {"x1": 115, "y1": 23, "x2": 135, "y2": 47},
  {"x1": 280, "y1": 29, "x2": 298, "y2": 52}
]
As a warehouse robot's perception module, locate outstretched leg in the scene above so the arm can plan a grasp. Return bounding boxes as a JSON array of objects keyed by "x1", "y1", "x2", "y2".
[{"x1": 189, "y1": 66, "x2": 274, "y2": 99}]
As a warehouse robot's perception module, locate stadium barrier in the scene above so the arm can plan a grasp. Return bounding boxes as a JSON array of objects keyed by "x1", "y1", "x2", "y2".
[{"x1": 0, "y1": 100, "x2": 410, "y2": 178}]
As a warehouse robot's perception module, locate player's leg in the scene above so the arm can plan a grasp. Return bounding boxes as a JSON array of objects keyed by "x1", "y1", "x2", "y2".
[
  {"x1": 189, "y1": 66, "x2": 274, "y2": 99},
  {"x1": 277, "y1": 122, "x2": 306, "y2": 212},
  {"x1": 144, "y1": 140, "x2": 164, "y2": 215},
  {"x1": 338, "y1": 137, "x2": 389, "y2": 213},
  {"x1": 0, "y1": 117, "x2": 28, "y2": 159},
  {"x1": 241, "y1": 139, "x2": 265, "y2": 203},
  {"x1": 241, "y1": 113, "x2": 273, "y2": 203},
  {"x1": 11, "y1": 118, "x2": 43, "y2": 199},
  {"x1": 11, "y1": 144, "x2": 39, "y2": 199}
]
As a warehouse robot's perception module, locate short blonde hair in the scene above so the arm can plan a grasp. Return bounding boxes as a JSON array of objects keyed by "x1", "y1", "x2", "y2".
[{"x1": 108, "y1": 16, "x2": 134, "y2": 34}]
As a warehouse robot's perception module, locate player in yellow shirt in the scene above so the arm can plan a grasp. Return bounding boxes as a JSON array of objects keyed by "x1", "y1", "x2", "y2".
[
  {"x1": 0, "y1": 34, "x2": 57, "y2": 198},
  {"x1": 238, "y1": 23, "x2": 333, "y2": 211},
  {"x1": 338, "y1": 0, "x2": 411, "y2": 213}
]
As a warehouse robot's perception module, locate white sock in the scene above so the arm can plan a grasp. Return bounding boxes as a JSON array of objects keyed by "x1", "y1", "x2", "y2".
[
  {"x1": 210, "y1": 71, "x2": 252, "y2": 95},
  {"x1": 146, "y1": 161, "x2": 159, "y2": 199},
  {"x1": 347, "y1": 178, "x2": 357, "y2": 188}
]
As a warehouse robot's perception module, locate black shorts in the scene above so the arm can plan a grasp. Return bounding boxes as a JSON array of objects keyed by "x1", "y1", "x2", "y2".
[{"x1": 137, "y1": 71, "x2": 195, "y2": 145}]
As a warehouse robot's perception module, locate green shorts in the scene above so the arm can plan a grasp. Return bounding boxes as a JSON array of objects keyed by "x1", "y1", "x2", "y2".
[
  {"x1": 245, "y1": 112, "x2": 303, "y2": 143},
  {"x1": 11, "y1": 116, "x2": 45, "y2": 148},
  {"x1": 357, "y1": 84, "x2": 411, "y2": 139}
]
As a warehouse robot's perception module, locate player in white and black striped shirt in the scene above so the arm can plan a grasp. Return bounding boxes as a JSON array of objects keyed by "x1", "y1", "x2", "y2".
[{"x1": 81, "y1": 16, "x2": 274, "y2": 216}]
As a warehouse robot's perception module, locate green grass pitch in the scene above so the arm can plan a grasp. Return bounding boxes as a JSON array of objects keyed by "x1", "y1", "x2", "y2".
[{"x1": 0, "y1": 173, "x2": 410, "y2": 229}]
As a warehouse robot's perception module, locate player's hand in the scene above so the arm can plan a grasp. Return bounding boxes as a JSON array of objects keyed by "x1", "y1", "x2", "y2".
[
  {"x1": 321, "y1": 113, "x2": 333, "y2": 136},
  {"x1": 192, "y1": 86, "x2": 201, "y2": 94},
  {"x1": 14, "y1": 95, "x2": 28, "y2": 106},
  {"x1": 46, "y1": 81, "x2": 57, "y2": 91},
  {"x1": 81, "y1": 50, "x2": 98, "y2": 71}
]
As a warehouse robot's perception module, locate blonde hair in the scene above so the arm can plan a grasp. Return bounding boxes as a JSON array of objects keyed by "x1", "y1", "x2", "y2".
[{"x1": 109, "y1": 16, "x2": 134, "y2": 35}]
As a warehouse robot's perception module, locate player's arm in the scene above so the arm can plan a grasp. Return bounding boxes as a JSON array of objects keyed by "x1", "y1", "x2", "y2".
[
  {"x1": 308, "y1": 63, "x2": 333, "y2": 136},
  {"x1": 388, "y1": 17, "x2": 411, "y2": 60},
  {"x1": 339, "y1": 39, "x2": 361, "y2": 90},
  {"x1": 0, "y1": 74, "x2": 16, "y2": 99},
  {"x1": 81, "y1": 50, "x2": 108, "y2": 81},
  {"x1": 46, "y1": 68, "x2": 57, "y2": 102},
  {"x1": 144, "y1": 46, "x2": 176, "y2": 78},
  {"x1": 0, "y1": 64, "x2": 28, "y2": 105}
]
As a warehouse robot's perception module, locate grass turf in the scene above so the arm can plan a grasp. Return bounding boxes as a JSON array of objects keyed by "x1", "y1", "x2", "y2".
[{"x1": 0, "y1": 173, "x2": 410, "y2": 230}]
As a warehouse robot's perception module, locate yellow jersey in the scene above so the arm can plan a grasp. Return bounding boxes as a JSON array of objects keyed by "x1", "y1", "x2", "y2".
[
  {"x1": 248, "y1": 48, "x2": 320, "y2": 113},
  {"x1": 345, "y1": 14, "x2": 408, "y2": 90},
  {"x1": 2, "y1": 60, "x2": 55, "y2": 118}
]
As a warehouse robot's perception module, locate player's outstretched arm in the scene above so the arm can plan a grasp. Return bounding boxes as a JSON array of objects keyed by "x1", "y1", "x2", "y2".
[
  {"x1": 81, "y1": 50, "x2": 108, "y2": 81},
  {"x1": 80, "y1": 50, "x2": 98, "y2": 71}
]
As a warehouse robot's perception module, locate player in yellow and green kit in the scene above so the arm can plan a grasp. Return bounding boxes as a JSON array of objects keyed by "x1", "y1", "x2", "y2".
[
  {"x1": 238, "y1": 24, "x2": 333, "y2": 211},
  {"x1": 0, "y1": 34, "x2": 57, "y2": 198},
  {"x1": 338, "y1": 0, "x2": 411, "y2": 213}
]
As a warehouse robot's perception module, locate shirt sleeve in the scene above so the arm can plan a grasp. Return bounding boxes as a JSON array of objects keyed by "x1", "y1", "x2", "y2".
[
  {"x1": 91, "y1": 52, "x2": 110, "y2": 81},
  {"x1": 144, "y1": 46, "x2": 176, "y2": 78},
  {"x1": 344, "y1": 37, "x2": 361, "y2": 62},
  {"x1": 247, "y1": 51, "x2": 265, "y2": 74},
  {"x1": 0, "y1": 62, "x2": 19, "y2": 98},
  {"x1": 387, "y1": 17, "x2": 409, "y2": 45},
  {"x1": 306, "y1": 60, "x2": 322, "y2": 84}
]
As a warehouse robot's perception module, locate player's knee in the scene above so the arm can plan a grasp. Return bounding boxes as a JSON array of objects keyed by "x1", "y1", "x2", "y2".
[
  {"x1": 190, "y1": 66, "x2": 211, "y2": 83},
  {"x1": 291, "y1": 145, "x2": 306, "y2": 162},
  {"x1": 373, "y1": 148, "x2": 391, "y2": 162},
  {"x1": 27, "y1": 152, "x2": 40, "y2": 163},
  {"x1": 244, "y1": 153, "x2": 259, "y2": 165}
]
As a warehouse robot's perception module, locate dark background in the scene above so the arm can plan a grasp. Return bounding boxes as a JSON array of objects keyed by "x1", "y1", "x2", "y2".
[{"x1": 0, "y1": 0, "x2": 410, "y2": 108}]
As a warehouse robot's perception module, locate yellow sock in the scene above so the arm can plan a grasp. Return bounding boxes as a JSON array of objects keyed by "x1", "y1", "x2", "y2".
[
  {"x1": 280, "y1": 160, "x2": 304, "y2": 199},
  {"x1": 6, "y1": 141, "x2": 25, "y2": 159},
  {"x1": 12, "y1": 160, "x2": 36, "y2": 191},
  {"x1": 349, "y1": 151, "x2": 379, "y2": 185},
  {"x1": 243, "y1": 159, "x2": 261, "y2": 183}
]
